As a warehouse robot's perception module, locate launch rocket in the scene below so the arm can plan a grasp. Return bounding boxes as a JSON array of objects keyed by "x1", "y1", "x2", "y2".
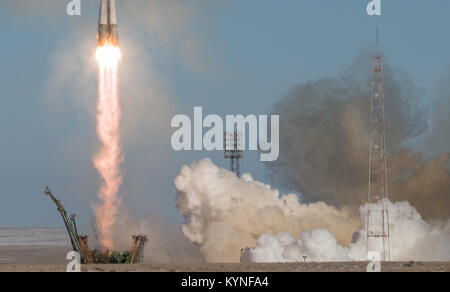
[{"x1": 97, "y1": 0, "x2": 119, "y2": 47}]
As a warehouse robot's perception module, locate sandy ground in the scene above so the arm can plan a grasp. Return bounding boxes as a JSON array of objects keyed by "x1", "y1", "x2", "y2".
[
  {"x1": 0, "y1": 261, "x2": 449, "y2": 272},
  {"x1": 0, "y1": 227, "x2": 70, "y2": 265},
  {"x1": 0, "y1": 245, "x2": 70, "y2": 265}
]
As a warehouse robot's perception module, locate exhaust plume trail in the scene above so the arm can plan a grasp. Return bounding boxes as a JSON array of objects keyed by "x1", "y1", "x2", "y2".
[
  {"x1": 94, "y1": 45, "x2": 122, "y2": 250},
  {"x1": 92, "y1": 0, "x2": 123, "y2": 251}
]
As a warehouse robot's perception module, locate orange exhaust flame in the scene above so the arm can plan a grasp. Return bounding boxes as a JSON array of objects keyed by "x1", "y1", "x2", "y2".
[{"x1": 94, "y1": 44, "x2": 122, "y2": 250}]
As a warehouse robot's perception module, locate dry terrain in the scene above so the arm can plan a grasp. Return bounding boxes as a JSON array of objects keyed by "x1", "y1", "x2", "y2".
[{"x1": 0, "y1": 261, "x2": 449, "y2": 272}]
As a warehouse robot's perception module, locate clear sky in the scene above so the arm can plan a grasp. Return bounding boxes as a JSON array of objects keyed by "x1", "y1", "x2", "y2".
[{"x1": 0, "y1": 0, "x2": 449, "y2": 227}]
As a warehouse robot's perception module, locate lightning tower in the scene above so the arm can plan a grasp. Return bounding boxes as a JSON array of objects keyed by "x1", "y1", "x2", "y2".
[
  {"x1": 224, "y1": 131, "x2": 243, "y2": 177},
  {"x1": 366, "y1": 29, "x2": 391, "y2": 261}
]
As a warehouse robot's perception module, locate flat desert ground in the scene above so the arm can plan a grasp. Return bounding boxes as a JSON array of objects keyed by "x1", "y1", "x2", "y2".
[
  {"x1": 0, "y1": 262, "x2": 449, "y2": 272},
  {"x1": 1, "y1": 227, "x2": 449, "y2": 272}
]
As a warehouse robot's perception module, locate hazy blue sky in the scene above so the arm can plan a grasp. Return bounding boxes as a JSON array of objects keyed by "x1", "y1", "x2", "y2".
[{"x1": 0, "y1": 0, "x2": 449, "y2": 227}]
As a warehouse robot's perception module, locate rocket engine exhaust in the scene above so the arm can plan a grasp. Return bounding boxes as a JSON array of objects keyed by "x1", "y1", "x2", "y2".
[{"x1": 93, "y1": 0, "x2": 122, "y2": 250}]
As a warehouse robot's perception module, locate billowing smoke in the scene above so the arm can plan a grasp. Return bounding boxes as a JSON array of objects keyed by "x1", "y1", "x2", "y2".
[
  {"x1": 425, "y1": 70, "x2": 450, "y2": 155},
  {"x1": 175, "y1": 159, "x2": 450, "y2": 262},
  {"x1": 268, "y1": 50, "x2": 450, "y2": 220},
  {"x1": 243, "y1": 199, "x2": 450, "y2": 262},
  {"x1": 175, "y1": 158, "x2": 360, "y2": 262}
]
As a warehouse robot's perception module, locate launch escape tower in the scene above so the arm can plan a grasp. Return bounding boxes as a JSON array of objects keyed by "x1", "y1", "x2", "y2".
[
  {"x1": 366, "y1": 31, "x2": 391, "y2": 262},
  {"x1": 224, "y1": 131, "x2": 243, "y2": 177}
]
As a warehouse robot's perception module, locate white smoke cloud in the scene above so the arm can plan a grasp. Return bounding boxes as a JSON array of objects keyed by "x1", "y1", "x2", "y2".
[
  {"x1": 244, "y1": 200, "x2": 450, "y2": 262},
  {"x1": 241, "y1": 230, "x2": 350, "y2": 263},
  {"x1": 175, "y1": 159, "x2": 450, "y2": 262},
  {"x1": 175, "y1": 158, "x2": 360, "y2": 262}
]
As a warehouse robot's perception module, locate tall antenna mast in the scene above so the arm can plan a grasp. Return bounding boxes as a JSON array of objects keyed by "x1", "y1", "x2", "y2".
[{"x1": 366, "y1": 29, "x2": 391, "y2": 262}]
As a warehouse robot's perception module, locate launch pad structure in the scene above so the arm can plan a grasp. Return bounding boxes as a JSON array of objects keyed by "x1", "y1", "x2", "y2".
[
  {"x1": 366, "y1": 31, "x2": 391, "y2": 262},
  {"x1": 44, "y1": 187, "x2": 148, "y2": 264}
]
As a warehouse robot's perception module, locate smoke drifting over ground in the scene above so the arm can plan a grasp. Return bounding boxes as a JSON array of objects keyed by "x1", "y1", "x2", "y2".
[
  {"x1": 269, "y1": 50, "x2": 450, "y2": 220},
  {"x1": 243, "y1": 200, "x2": 450, "y2": 262},
  {"x1": 174, "y1": 52, "x2": 450, "y2": 262},
  {"x1": 175, "y1": 159, "x2": 450, "y2": 262},
  {"x1": 175, "y1": 158, "x2": 360, "y2": 262},
  {"x1": 173, "y1": 51, "x2": 450, "y2": 260}
]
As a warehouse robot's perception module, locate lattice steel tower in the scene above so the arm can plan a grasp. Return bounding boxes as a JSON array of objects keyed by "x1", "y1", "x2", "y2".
[
  {"x1": 366, "y1": 31, "x2": 391, "y2": 262},
  {"x1": 224, "y1": 131, "x2": 243, "y2": 177}
]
